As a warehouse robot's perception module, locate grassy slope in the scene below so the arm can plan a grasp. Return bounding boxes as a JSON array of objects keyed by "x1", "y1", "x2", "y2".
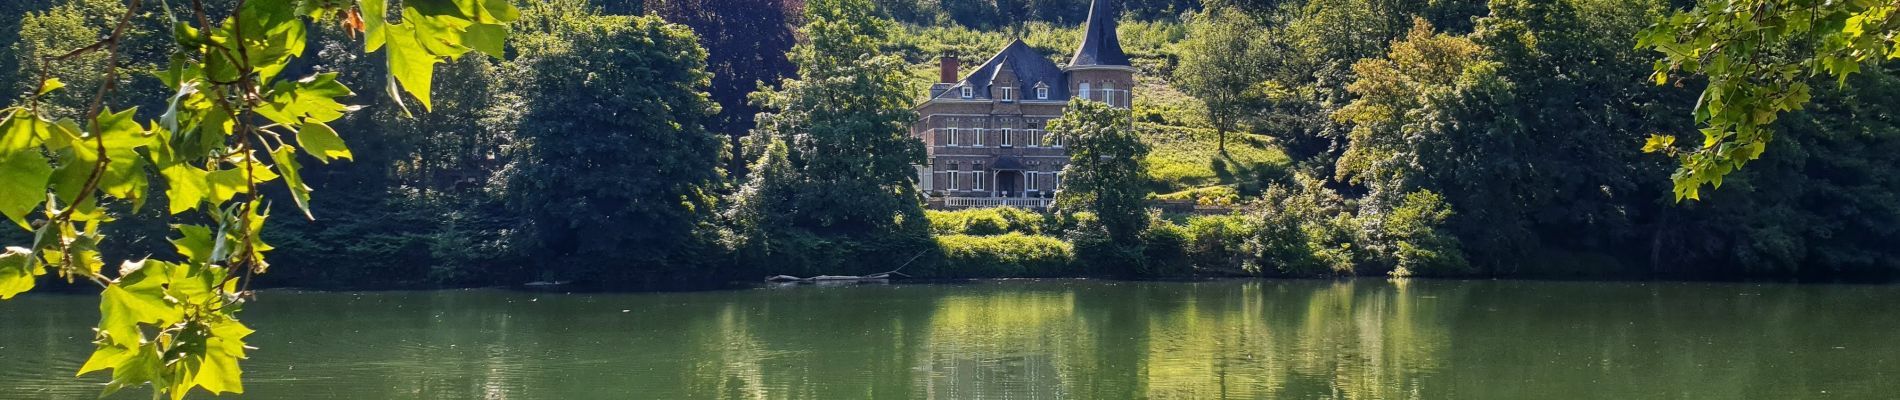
[{"x1": 884, "y1": 20, "x2": 1290, "y2": 202}]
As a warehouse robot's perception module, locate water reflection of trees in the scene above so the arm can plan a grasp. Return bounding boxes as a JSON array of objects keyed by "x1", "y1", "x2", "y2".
[
  {"x1": 288, "y1": 281, "x2": 1900, "y2": 399},
  {"x1": 12, "y1": 281, "x2": 1900, "y2": 398},
  {"x1": 639, "y1": 281, "x2": 1900, "y2": 399}
]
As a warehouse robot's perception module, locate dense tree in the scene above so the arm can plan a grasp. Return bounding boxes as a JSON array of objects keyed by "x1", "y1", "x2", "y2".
[
  {"x1": 646, "y1": 0, "x2": 797, "y2": 180},
  {"x1": 504, "y1": 3, "x2": 726, "y2": 285},
  {"x1": 1049, "y1": 98, "x2": 1152, "y2": 274},
  {"x1": 735, "y1": 0, "x2": 925, "y2": 232},
  {"x1": 726, "y1": 0, "x2": 931, "y2": 275}
]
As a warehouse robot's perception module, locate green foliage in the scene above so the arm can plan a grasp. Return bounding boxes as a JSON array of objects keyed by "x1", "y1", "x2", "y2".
[
  {"x1": 1638, "y1": 0, "x2": 1900, "y2": 201},
  {"x1": 926, "y1": 207, "x2": 1049, "y2": 236},
  {"x1": 645, "y1": 0, "x2": 797, "y2": 179},
  {"x1": 930, "y1": 233, "x2": 1075, "y2": 277},
  {"x1": 1151, "y1": 185, "x2": 1240, "y2": 206},
  {"x1": 503, "y1": 4, "x2": 727, "y2": 284},
  {"x1": 1050, "y1": 98, "x2": 1152, "y2": 274},
  {"x1": 1138, "y1": 218, "x2": 1191, "y2": 275},
  {"x1": 1361, "y1": 190, "x2": 1468, "y2": 277},
  {"x1": 0, "y1": 0, "x2": 516, "y2": 397},
  {"x1": 726, "y1": 0, "x2": 934, "y2": 277},
  {"x1": 1659, "y1": 63, "x2": 1900, "y2": 279},
  {"x1": 1243, "y1": 174, "x2": 1358, "y2": 276},
  {"x1": 733, "y1": 0, "x2": 926, "y2": 233},
  {"x1": 1177, "y1": 214, "x2": 1255, "y2": 272}
]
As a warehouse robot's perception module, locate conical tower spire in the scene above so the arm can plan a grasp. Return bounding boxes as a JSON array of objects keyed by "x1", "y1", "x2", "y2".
[{"x1": 1068, "y1": 0, "x2": 1130, "y2": 67}]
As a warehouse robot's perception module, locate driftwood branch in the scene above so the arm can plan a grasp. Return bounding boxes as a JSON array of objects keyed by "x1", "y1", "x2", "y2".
[{"x1": 766, "y1": 250, "x2": 927, "y2": 284}]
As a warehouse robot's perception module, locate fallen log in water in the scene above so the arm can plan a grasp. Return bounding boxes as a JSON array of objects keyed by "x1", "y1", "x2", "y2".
[{"x1": 764, "y1": 251, "x2": 925, "y2": 284}]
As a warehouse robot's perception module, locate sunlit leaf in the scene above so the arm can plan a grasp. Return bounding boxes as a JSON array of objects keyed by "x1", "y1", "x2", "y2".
[
  {"x1": 255, "y1": 73, "x2": 355, "y2": 126},
  {"x1": 206, "y1": 162, "x2": 279, "y2": 205},
  {"x1": 384, "y1": 22, "x2": 441, "y2": 110},
  {"x1": 0, "y1": 111, "x2": 52, "y2": 229},
  {"x1": 35, "y1": 78, "x2": 63, "y2": 96},
  {"x1": 0, "y1": 247, "x2": 41, "y2": 299},
  {"x1": 171, "y1": 225, "x2": 216, "y2": 265},
  {"x1": 295, "y1": 121, "x2": 351, "y2": 163},
  {"x1": 97, "y1": 260, "x2": 183, "y2": 346},
  {"x1": 269, "y1": 145, "x2": 313, "y2": 219}
]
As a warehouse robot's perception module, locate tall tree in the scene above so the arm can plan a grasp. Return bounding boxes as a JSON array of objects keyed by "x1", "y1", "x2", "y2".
[
  {"x1": 1174, "y1": 6, "x2": 1270, "y2": 152},
  {"x1": 730, "y1": 0, "x2": 926, "y2": 235},
  {"x1": 1048, "y1": 98, "x2": 1151, "y2": 274},
  {"x1": 504, "y1": 3, "x2": 726, "y2": 285}
]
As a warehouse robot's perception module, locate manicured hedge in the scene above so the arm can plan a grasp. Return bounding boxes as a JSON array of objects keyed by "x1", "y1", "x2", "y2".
[{"x1": 927, "y1": 233, "x2": 1076, "y2": 278}]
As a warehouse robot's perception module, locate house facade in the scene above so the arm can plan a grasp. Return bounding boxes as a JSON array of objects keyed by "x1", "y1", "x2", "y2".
[{"x1": 912, "y1": 0, "x2": 1135, "y2": 209}]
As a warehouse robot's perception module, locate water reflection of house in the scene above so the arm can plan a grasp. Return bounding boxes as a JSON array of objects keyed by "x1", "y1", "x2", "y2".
[{"x1": 912, "y1": 0, "x2": 1135, "y2": 210}]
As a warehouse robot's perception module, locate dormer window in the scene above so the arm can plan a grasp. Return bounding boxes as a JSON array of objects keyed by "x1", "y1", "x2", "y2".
[
  {"x1": 961, "y1": 86, "x2": 974, "y2": 99},
  {"x1": 1001, "y1": 87, "x2": 1015, "y2": 102},
  {"x1": 1035, "y1": 84, "x2": 1049, "y2": 100}
]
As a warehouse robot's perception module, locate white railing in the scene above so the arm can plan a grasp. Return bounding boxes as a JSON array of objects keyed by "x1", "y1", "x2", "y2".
[
  {"x1": 943, "y1": 197, "x2": 1053, "y2": 209},
  {"x1": 922, "y1": 128, "x2": 1060, "y2": 149}
]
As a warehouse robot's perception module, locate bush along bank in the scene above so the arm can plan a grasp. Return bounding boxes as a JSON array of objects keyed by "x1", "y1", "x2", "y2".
[{"x1": 910, "y1": 190, "x2": 1471, "y2": 280}]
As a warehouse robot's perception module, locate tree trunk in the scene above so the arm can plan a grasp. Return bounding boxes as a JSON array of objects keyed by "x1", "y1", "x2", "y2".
[{"x1": 1216, "y1": 124, "x2": 1228, "y2": 154}]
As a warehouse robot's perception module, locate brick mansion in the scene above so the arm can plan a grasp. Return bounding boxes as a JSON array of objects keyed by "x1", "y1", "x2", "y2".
[{"x1": 913, "y1": 0, "x2": 1133, "y2": 209}]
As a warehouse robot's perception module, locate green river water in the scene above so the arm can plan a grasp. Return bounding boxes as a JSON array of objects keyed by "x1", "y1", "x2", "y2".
[{"x1": 1, "y1": 279, "x2": 1896, "y2": 399}]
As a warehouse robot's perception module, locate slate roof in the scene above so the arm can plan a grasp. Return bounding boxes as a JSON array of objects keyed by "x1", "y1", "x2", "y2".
[
  {"x1": 935, "y1": 39, "x2": 1069, "y2": 101},
  {"x1": 1069, "y1": 0, "x2": 1130, "y2": 67}
]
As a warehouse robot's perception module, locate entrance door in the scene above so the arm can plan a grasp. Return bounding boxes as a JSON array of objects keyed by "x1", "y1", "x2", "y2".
[{"x1": 997, "y1": 171, "x2": 1022, "y2": 197}]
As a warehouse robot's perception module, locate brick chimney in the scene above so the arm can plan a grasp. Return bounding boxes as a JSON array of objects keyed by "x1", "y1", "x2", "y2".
[{"x1": 939, "y1": 56, "x2": 960, "y2": 84}]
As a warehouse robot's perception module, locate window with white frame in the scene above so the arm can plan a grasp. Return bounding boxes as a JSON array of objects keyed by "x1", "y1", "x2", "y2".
[
  {"x1": 973, "y1": 164, "x2": 986, "y2": 191},
  {"x1": 1000, "y1": 128, "x2": 1013, "y2": 147},
  {"x1": 1027, "y1": 172, "x2": 1038, "y2": 192},
  {"x1": 1036, "y1": 85, "x2": 1049, "y2": 100},
  {"x1": 974, "y1": 128, "x2": 985, "y2": 147},
  {"x1": 961, "y1": 86, "x2": 974, "y2": 99},
  {"x1": 948, "y1": 164, "x2": 961, "y2": 190},
  {"x1": 1103, "y1": 82, "x2": 1116, "y2": 106},
  {"x1": 1001, "y1": 86, "x2": 1015, "y2": 102},
  {"x1": 1078, "y1": 82, "x2": 1091, "y2": 101},
  {"x1": 943, "y1": 119, "x2": 957, "y2": 146}
]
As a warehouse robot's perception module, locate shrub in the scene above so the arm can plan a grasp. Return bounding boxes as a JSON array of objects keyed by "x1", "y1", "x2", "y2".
[
  {"x1": 1180, "y1": 214, "x2": 1257, "y2": 272},
  {"x1": 1240, "y1": 175, "x2": 1360, "y2": 277},
  {"x1": 1140, "y1": 219, "x2": 1192, "y2": 276},
  {"x1": 1360, "y1": 190, "x2": 1470, "y2": 277},
  {"x1": 931, "y1": 234, "x2": 1076, "y2": 278},
  {"x1": 1151, "y1": 185, "x2": 1241, "y2": 206},
  {"x1": 1065, "y1": 218, "x2": 1146, "y2": 276},
  {"x1": 926, "y1": 207, "x2": 1049, "y2": 236}
]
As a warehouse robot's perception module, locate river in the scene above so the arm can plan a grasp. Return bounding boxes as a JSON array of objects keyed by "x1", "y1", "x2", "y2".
[{"x1": 1, "y1": 279, "x2": 1895, "y2": 399}]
